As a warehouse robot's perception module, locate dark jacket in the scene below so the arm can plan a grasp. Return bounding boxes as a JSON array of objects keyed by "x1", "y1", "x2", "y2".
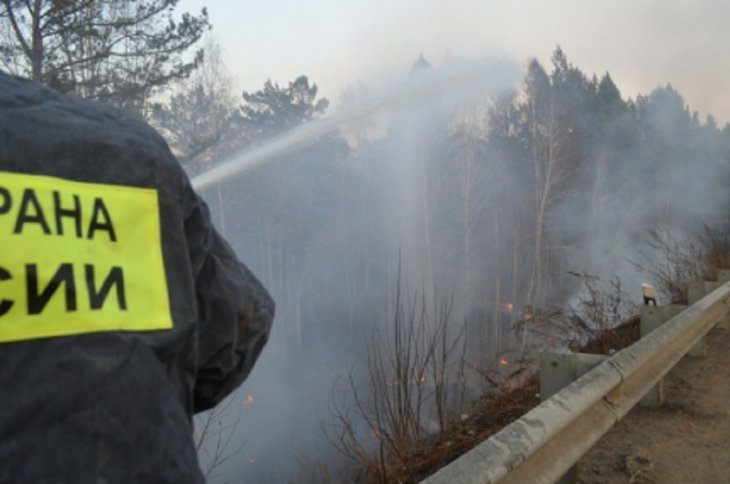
[{"x1": 0, "y1": 72, "x2": 274, "y2": 483}]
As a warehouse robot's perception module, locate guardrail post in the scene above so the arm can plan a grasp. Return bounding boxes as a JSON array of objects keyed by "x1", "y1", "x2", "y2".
[
  {"x1": 539, "y1": 352, "x2": 607, "y2": 483},
  {"x1": 687, "y1": 281, "x2": 723, "y2": 356},
  {"x1": 715, "y1": 270, "x2": 730, "y2": 329},
  {"x1": 639, "y1": 304, "x2": 685, "y2": 407}
]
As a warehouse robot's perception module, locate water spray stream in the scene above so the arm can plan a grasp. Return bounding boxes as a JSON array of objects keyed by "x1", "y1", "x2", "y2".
[{"x1": 191, "y1": 58, "x2": 521, "y2": 190}]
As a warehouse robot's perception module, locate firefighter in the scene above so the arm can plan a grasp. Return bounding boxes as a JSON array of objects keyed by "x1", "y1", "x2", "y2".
[{"x1": 0, "y1": 71, "x2": 274, "y2": 482}]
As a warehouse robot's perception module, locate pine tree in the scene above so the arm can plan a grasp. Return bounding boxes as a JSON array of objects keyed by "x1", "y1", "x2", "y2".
[
  {"x1": 238, "y1": 75, "x2": 329, "y2": 140},
  {"x1": 0, "y1": 0, "x2": 210, "y2": 115},
  {"x1": 152, "y1": 39, "x2": 236, "y2": 174}
]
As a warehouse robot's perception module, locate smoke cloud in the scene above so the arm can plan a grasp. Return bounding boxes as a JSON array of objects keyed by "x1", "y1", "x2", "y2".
[{"x1": 194, "y1": 50, "x2": 730, "y2": 482}]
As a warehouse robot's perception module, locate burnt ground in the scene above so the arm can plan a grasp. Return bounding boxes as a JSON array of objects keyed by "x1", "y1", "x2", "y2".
[
  {"x1": 411, "y1": 317, "x2": 730, "y2": 484},
  {"x1": 577, "y1": 325, "x2": 730, "y2": 483},
  {"x1": 393, "y1": 319, "x2": 640, "y2": 483},
  {"x1": 380, "y1": 317, "x2": 730, "y2": 483}
]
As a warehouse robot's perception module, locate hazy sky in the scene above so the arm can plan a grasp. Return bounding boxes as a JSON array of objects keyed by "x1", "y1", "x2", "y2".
[{"x1": 180, "y1": 0, "x2": 729, "y2": 123}]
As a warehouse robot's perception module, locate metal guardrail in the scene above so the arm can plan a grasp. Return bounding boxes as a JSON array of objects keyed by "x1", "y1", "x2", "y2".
[{"x1": 422, "y1": 282, "x2": 730, "y2": 484}]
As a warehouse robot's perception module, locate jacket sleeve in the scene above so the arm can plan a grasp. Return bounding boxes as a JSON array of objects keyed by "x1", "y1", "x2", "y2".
[{"x1": 184, "y1": 190, "x2": 275, "y2": 413}]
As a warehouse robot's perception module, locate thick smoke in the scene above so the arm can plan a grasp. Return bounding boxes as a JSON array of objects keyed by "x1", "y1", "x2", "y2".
[
  {"x1": 192, "y1": 56, "x2": 522, "y2": 482},
  {"x1": 193, "y1": 52, "x2": 730, "y2": 482}
]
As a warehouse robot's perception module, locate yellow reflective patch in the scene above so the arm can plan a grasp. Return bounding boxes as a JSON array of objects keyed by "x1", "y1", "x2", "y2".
[{"x1": 0, "y1": 171, "x2": 172, "y2": 343}]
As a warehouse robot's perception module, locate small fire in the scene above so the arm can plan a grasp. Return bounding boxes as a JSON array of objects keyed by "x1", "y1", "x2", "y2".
[
  {"x1": 244, "y1": 394, "x2": 255, "y2": 406},
  {"x1": 497, "y1": 357, "x2": 509, "y2": 367},
  {"x1": 501, "y1": 302, "x2": 515, "y2": 314}
]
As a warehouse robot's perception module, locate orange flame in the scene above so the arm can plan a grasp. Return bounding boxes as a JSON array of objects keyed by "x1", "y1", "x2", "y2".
[
  {"x1": 497, "y1": 357, "x2": 509, "y2": 367},
  {"x1": 244, "y1": 394, "x2": 255, "y2": 406},
  {"x1": 501, "y1": 302, "x2": 515, "y2": 313}
]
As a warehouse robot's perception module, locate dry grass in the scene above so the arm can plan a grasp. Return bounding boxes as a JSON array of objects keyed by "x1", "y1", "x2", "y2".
[
  {"x1": 320, "y1": 230, "x2": 730, "y2": 483},
  {"x1": 631, "y1": 227, "x2": 730, "y2": 304},
  {"x1": 324, "y1": 267, "x2": 469, "y2": 483},
  {"x1": 578, "y1": 314, "x2": 639, "y2": 355},
  {"x1": 333, "y1": 296, "x2": 641, "y2": 483},
  {"x1": 380, "y1": 375, "x2": 541, "y2": 483},
  {"x1": 402, "y1": 228, "x2": 730, "y2": 483},
  {"x1": 397, "y1": 317, "x2": 640, "y2": 484},
  {"x1": 512, "y1": 272, "x2": 638, "y2": 355}
]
